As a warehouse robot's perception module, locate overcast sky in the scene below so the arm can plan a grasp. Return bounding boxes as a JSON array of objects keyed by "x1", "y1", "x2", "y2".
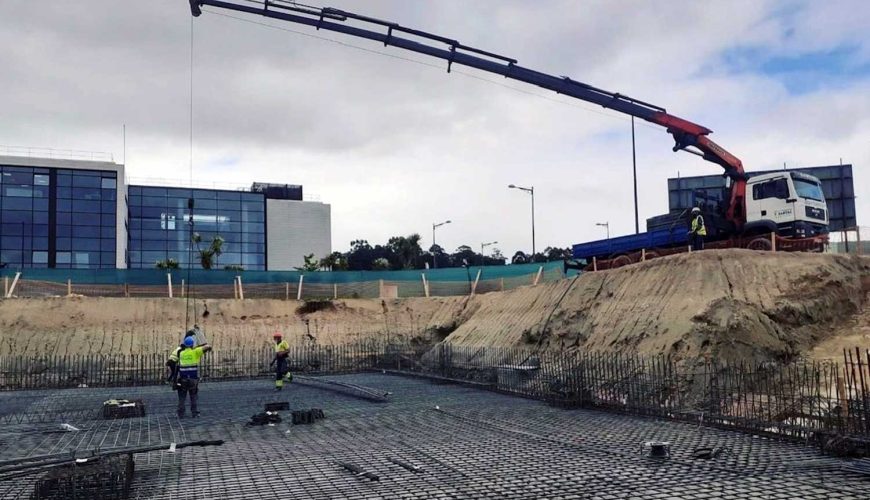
[{"x1": 1, "y1": 0, "x2": 867, "y2": 256}]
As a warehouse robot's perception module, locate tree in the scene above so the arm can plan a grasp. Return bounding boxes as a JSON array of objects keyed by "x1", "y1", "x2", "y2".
[
  {"x1": 489, "y1": 248, "x2": 506, "y2": 265},
  {"x1": 192, "y1": 233, "x2": 224, "y2": 270},
  {"x1": 155, "y1": 258, "x2": 180, "y2": 270},
  {"x1": 387, "y1": 234, "x2": 423, "y2": 270},
  {"x1": 371, "y1": 257, "x2": 390, "y2": 270},
  {"x1": 451, "y1": 245, "x2": 477, "y2": 268},
  {"x1": 320, "y1": 251, "x2": 348, "y2": 271},
  {"x1": 296, "y1": 253, "x2": 321, "y2": 272},
  {"x1": 347, "y1": 240, "x2": 375, "y2": 271},
  {"x1": 428, "y1": 244, "x2": 450, "y2": 269},
  {"x1": 544, "y1": 246, "x2": 572, "y2": 261},
  {"x1": 511, "y1": 251, "x2": 528, "y2": 264}
]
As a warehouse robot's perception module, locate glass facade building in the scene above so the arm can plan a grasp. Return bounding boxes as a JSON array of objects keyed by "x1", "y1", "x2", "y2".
[
  {"x1": 0, "y1": 164, "x2": 117, "y2": 269},
  {"x1": 127, "y1": 186, "x2": 266, "y2": 270}
]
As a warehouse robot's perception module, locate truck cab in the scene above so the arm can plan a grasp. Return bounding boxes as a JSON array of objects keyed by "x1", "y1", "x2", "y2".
[{"x1": 744, "y1": 172, "x2": 828, "y2": 238}]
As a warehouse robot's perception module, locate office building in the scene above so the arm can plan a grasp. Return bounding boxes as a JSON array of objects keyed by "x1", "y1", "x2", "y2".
[{"x1": 0, "y1": 154, "x2": 330, "y2": 270}]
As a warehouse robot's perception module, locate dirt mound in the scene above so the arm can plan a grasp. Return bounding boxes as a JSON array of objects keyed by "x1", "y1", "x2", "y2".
[
  {"x1": 442, "y1": 250, "x2": 870, "y2": 364},
  {"x1": 0, "y1": 296, "x2": 467, "y2": 355},
  {"x1": 1, "y1": 250, "x2": 867, "y2": 364}
]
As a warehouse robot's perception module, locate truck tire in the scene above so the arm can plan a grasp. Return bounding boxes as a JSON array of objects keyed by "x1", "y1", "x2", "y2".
[
  {"x1": 746, "y1": 237, "x2": 773, "y2": 251},
  {"x1": 610, "y1": 254, "x2": 634, "y2": 268}
]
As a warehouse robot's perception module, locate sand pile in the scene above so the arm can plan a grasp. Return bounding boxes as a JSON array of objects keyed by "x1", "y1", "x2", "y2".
[
  {"x1": 1, "y1": 250, "x2": 867, "y2": 364},
  {"x1": 442, "y1": 249, "x2": 869, "y2": 364},
  {"x1": 0, "y1": 295, "x2": 465, "y2": 355}
]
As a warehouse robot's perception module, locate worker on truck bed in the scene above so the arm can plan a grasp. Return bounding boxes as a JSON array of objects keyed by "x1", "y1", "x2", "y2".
[
  {"x1": 176, "y1": 336, "x2": 212, "y2": 418},
  {"x1": 690, "y1": 207, "x2": 707, "y2": 251},
  {"x1": 272, "y1": 332, "x2": 293, "y2": 390}
]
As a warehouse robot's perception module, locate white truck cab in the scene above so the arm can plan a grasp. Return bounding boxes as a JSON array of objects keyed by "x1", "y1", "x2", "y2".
[{"x1": 744, "y1": 172, "x2": 828, "y2": 238}]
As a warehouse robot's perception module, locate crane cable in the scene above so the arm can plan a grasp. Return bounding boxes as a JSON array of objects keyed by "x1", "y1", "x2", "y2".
[{"x1": 185, "y1": 15, "x2": 196, "y2": 334}]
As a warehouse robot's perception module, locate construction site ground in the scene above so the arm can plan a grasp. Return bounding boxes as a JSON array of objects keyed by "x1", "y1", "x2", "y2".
[
  {"x1": 1, "y1": 373, "x2": 867, "y2": 499},
  {"x1": 2, "y1": 250, "x2": 868, "y2": 365}
]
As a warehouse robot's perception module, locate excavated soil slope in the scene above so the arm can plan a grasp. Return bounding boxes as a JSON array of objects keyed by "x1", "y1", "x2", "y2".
[
  {"x1": 1, "y1": 250, "x2": 867, "y2": 363},
  {"x1": 443, "y1": 249, "x2": 870, "y2": 364},
  {"x1": 0, "y1": 296, "x2": 466, "y2": 356}
]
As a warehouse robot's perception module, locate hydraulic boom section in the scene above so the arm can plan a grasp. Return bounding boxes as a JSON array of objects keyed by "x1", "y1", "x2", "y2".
[{"x1": 189, "y1": 0, "x2": 747, "y2": 227}]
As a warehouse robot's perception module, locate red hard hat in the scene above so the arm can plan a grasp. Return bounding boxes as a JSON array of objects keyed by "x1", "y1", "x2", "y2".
[{"x1": 272, "y1": 332, "x2": 282, "y2": 338}]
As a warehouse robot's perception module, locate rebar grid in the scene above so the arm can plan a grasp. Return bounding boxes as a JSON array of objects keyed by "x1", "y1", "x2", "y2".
[{"x1": 0, "y1": 375, "x2": 866, "y2": 499}]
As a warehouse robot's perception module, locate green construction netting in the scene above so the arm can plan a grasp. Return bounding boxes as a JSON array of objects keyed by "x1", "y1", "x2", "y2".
[{"x1": 0, "y1": 261, "x2": 566, "y2": 285}]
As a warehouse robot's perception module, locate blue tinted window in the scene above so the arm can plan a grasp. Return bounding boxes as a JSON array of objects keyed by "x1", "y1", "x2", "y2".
[
  {"x1": 33, "y1": 175, "x2": 49, "y2": 186},
  {"x1": 57, "y1": 238, "x2": 71, "y2": 251},
  {"x1": 73, "y1": 200, "x2": 101, "y2": 212},
  {"x1": 2, "y1": 210, "x2": 31, "y2": 223},
  {"x1": 57, "y1": 199, "x2": 72, "y2": 211},
  {"x1": 56, "y1": 175, "x2": 72, "y2": 186},
  {"x1": 141, "y1": 187, "x2": 167, "y2": 197},
  {"x1": 74, "y1": 226, "x2": 101, "y2": 238},
  {"x1": 3, "y1": 197, "x2": 32, "y2": 210},
  {"x1": 56, "y1": 252, "x2": 71, "y2": 264},
  {"x1": 3, "y1": 186, "x2": 33, "y2": 197},
  {"x1": 101, "y1": 178, "x2": 116, "y2": 189},
  {"x1": 33, "y1": 198, "x2": 48, "y2": 211},
  {"x1": 71, "y1": 213, "x2": 100, "y2": 226},
  {"x1": 57, "y1": 225, "x2": 72, "y2": 237},
  {"x1": 73, "y1": 187, "x2": 101, "y2": 200},
  {"x1": 73, "y1": 175, "x2": 101, "y2": 188},
  {"x1": 101, "y1": 189, "x2": 116, "y2": 201},
  {"x1": 72, "y1": 239, "x2": 100, "y2": 251}
]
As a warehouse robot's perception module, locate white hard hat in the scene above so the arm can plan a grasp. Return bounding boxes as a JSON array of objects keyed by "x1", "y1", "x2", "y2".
[{"x1": 691, "y1": 207, "x2": 700, "y2": 213}]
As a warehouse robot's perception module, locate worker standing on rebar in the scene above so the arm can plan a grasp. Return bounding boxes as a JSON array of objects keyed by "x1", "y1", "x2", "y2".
[
  {"x1": 690, "y1": 207, "x2": 707, "y2": 251},
  {"x1": 176, "y1": 336, "x2": 212, "y2": 417},
  {"x1": 166, "y1": 329, "x2": 197, "y2": 387},
  {"x1": 272, "y1": 332, "x2": 293, "y2": 391}
]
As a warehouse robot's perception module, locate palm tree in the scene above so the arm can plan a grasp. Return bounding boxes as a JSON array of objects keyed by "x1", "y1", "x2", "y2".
[{"x1": 192, "y1": 233, "x2": 224, "y2": 270}]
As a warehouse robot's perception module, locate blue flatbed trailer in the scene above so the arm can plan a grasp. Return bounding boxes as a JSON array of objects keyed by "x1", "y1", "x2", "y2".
[{"x1": 572, "y1": 226, "x2": 688, "y2": 262}]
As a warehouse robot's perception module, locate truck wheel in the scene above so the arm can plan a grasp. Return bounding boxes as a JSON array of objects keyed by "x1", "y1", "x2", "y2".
[
  {"x1": 746, "y1": 237, "x2": 773, "y2": 251},
  {"x1": 610, "y1": 255, "x2": 634, "y2": 268}
]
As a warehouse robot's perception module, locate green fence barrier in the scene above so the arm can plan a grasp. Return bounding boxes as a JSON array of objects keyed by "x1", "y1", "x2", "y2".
[{"x1": 0, "y1": 261, "x2": 565, "y2": 286}]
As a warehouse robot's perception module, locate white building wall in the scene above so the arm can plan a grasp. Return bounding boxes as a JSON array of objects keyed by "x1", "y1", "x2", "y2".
[{"x1": 266, "y1": 199, "x2": 331, "y2": 270}]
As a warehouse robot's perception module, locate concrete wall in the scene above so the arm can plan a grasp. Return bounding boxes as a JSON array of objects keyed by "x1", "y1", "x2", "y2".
[{"x1": 266, "y1": 199, "x2": 331, "y2": 270}]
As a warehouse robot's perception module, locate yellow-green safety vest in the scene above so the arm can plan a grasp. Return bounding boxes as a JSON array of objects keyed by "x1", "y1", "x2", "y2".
[{"x1": 691, "y1": 214, "x2": 707, "y2": 236}]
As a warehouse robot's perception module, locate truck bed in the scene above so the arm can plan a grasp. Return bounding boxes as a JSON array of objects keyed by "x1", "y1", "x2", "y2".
[{"x1": 572, "y1": 226, "x2": 688, "y2": 261}]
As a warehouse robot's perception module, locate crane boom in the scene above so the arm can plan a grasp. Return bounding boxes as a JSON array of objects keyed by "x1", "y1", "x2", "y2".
[{"x1": 189, "y1": 0, "x2": 748, "y2": 227}]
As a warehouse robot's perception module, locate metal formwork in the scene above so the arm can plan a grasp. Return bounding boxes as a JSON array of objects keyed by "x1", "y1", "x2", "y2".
[{"x1": 0, "y1": 374, "x2": 866, "y2": 499}]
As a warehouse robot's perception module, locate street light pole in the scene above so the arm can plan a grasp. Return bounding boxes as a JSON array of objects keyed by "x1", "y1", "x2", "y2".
[
  {"x1": 595, "y1": 222, "x2": 610, "y2": 240},
  {"x1": 508, "y1": 184, "x2": 535, "y2": 258},
  {"x1": 480, "y1": 240, "x2": 498, "y2": 266},
  {"x1": 432, "y1": 219, "x2": 451, "y2": 269}
]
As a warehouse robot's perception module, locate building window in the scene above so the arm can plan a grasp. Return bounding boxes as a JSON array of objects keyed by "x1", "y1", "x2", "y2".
[{"x1": 127, "y1": 186, "x2": 266, "y2": 270}]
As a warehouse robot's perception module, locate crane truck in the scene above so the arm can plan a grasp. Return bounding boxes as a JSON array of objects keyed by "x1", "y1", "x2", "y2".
[{"x1": 188, "y1": 0, "x2": 830, "y2": 267}]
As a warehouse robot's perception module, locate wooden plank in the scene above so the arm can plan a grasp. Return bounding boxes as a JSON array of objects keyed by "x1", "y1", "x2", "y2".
[{"x1": 6, "y1": 272, "x2": 21, "y2": 298}]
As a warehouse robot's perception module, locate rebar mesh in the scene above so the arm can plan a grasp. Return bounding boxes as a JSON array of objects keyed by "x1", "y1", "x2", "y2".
[{"x1": 0, "y1": 375, "x2": 867, "y2": 499}]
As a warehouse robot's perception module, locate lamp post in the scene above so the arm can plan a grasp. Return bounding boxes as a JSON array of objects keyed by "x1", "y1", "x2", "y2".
[
  {"x1": 480, "y1": 240, "x2": 498, "y2": 266},
  {"x1": 432, "y1": 219, "x2": 451, "y2": 269},
  {"x1": 595, "y1": 222, "x2": 610, "y2": 240},
  {"x1": 508, "y1": 184, "x2": 535, "y2": 258}
]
